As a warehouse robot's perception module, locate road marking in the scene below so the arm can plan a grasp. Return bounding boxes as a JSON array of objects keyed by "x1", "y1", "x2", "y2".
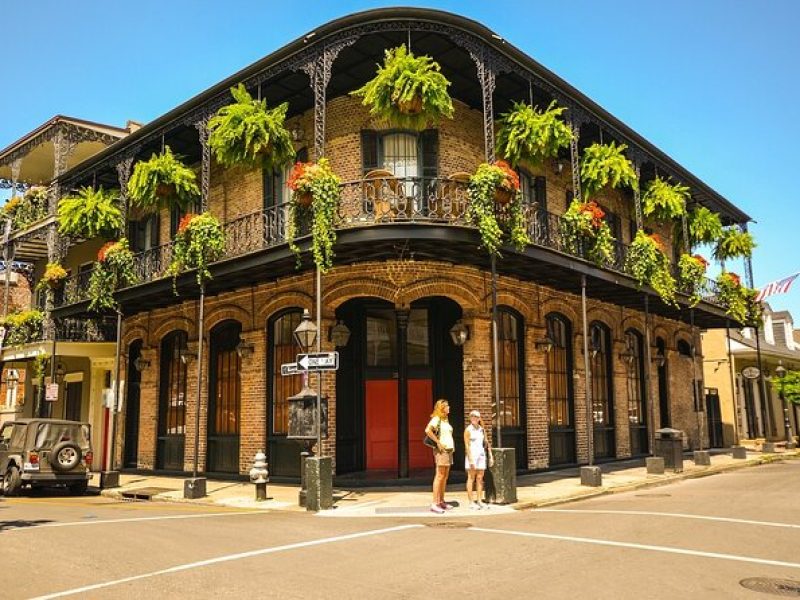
[
  {"x1": 470, "y1": 526, "x2": 800, "y2": 570},
  {"x1": 31, "y1": 524, "x2": 421, "y2": 599},
  {"x1": 1, "y1": 510, "x2": 262, "y2": 533},
  {"x1": 535, "y1": 509, "x2": 800, "y2": 530}
]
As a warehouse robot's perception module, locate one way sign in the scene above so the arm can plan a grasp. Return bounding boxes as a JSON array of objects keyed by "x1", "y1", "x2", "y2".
[{"x1": 296, "y1": 351, "x2": 339, "y2": 371}]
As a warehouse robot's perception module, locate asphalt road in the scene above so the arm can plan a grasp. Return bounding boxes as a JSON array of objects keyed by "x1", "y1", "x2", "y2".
[{"x1": 2, "y1": 460, "x2": 799, "y2": 599}]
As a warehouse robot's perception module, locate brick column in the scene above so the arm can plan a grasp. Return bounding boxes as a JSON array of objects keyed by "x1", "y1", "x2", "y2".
[
  {"x1": 573, "y1": 334, "x2": 589, "y2": 464},
  {"x1": 136, "y1": 346, "x2": 158, "y2": 470},
  {"x1": 462, "y1": 314, "x2": 494, "y2": 443},
  {"x1": 525, "y1": 324, "x2": 549, "y2": 469},
  {"x1": 238, "y1": 328, "x2": 266, "y2": 474}
]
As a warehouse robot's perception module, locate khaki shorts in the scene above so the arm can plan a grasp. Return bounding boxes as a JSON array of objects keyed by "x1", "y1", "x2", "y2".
[{"x1": 433, "y1": 448, "x2": 454, "y2": 467}]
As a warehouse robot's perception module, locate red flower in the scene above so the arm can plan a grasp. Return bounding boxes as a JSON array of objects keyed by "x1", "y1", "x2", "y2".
[
  {"x1": 726, "y1": 272, "x2": 742, "y2": 286},
  {"x1": 178, "y1": 213, "x2": 196, "y2": 233},
  {"x1": 579, "y1": 201, "x2": 605, "y2": 229},
  {"x1": 649, "y1": 233, "x2": 666, "y2": 253},
  {"x1": 287, "y1": 161, "x2": 310, "y2": 191},
  {"x1": 495, "y1": 160, "x2": 520, "y2": 191},
  {"x1": 97, "y1": 241, "x2": 117, "y2": 262},
  {"x1": 692, "y1": 254, "x2": 709, "y2": 269}
]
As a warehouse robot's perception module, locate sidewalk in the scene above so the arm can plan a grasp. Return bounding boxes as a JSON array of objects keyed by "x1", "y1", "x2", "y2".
[{"x1": 98, "y1": 448, "x2": 800, "y2": 517}]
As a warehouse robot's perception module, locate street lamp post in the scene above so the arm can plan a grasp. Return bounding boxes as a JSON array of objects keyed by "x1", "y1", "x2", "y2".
[{"x1": 775, "y1": 362, "x2": 796, "y2": 449}]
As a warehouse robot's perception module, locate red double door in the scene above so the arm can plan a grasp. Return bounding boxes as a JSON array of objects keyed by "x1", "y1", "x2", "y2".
[{"x1": 365, "y1": 379, "x2": 432, "y2": 471}]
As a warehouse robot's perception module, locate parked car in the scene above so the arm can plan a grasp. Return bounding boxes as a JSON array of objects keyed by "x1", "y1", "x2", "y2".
[{"x1": 0, "y1": 419, "x2": 93, "y2": 496}]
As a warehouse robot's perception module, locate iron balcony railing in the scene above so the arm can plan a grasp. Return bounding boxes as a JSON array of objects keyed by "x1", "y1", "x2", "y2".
[
  {"x1": 55, "y1": 317, "x2": 117, "y2": 342},
  {"x1": 51, "y1": 176, "x2": 720, "y2": 309}
]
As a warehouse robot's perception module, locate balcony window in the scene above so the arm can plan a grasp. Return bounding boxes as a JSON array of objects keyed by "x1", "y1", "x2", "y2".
[
  {"x1": 382, "y1": 133, "x2": 418, "y2": 178},
  {"x1": 361, "y1": 130, "x2": 438, "y2": 179}
]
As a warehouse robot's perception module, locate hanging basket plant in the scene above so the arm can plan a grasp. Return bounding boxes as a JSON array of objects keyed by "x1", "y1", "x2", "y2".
[
  {"x1": 57, "y1": 186, "x2": 123, "y2": 239},
  {"x1": 687, "y1": 206, "x2": 724, "y2": 247},
  {"x1": 678, "y1": 253, "x2": 708, "y2": 307},
  {"x1": 0, "y1": 309, "x2": 44, "y2": 346},
  {"x1": 713, "y1": 227, "x2": 756, "y2": 261},
  {"x1": 716, "y1": 271, "x2": 759, "y2": 325},
  {"x1": 642, "y1": 177, "x2": 689, "y2": 223},
  {"x1": 351, "y1": 45, "x2": 454, "y2": 130},
  {"x1": 36, "y1": 262, "x2": 68, "y2": 292},
  {"x1": 580, "y1": 141, "x2": 638, "y2": 199},
  {"x1": 128, "y1": 146, "x2": 200, "y2": 212},
  {"x1": 466, "y1": 162, "x2": 529, "y2": 257},
  {"x1": 168, "y1": 212, "x2": 226, "y2": 290},
  {"x1": 625, "y1": 230, "x2": 677, "y2": 305},
  {"x1": 559, "y1": 199, "x2": 616, "y2": 266},
  {"x1": 88, "y1": 239, "x2": 138, "y2": 312},
  {"x1": 495, "y1": 101, "x2": 573, "y2": 167},
  {"x1": 1, "y1": 196, "x2": 21, "y2": 220},
  {"x1": 208, "y1": 84, "x2": 295, "y2": 171},
  {"x1": 286, "y1": 158, "x2": 341, "y2": 273}
]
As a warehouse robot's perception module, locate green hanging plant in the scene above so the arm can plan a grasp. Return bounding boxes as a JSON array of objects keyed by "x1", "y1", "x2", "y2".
[
  {"x1": 625, "y1": 230, "x2": 677, "y2": 305},
  {"x1": 286, "y1": 159, "x2": 341, "y2": 273},
  {"x1": 677, "y1": 253, "x2": 709, "y2": 307},
  {"x1": 642, "y1": 177, "x2": 689, "y2": 222},
  {"x1": 351, "y1": 45, "x2": 454, "y2": 130},
  {"x1": 57, "y1": 186, "x2": 123, "y2": 239},
  {"x1": 1, "y1": 196, "x2": 21, "y2": 219},
  {"x1": 714, "y1": 227, "x2": 756, "y2": 261},
  {"x1": 208, "y1": 84, "x2": 295, "y2": 171},
  {"x1": 559, "y1": 199, "x2": 616, "y2": 266},
  {"x1": 687, "y1": 206, "x2": 723, "y2": 247},
  {"x1": 580, "y1": 142, "x2": 638, "y2": 199},
  {"x1": 466, "y1": 161, "x2": 529, "y2": 257},
  {"x1": 128, "y1": 146, "x2": 200, "y2": 212},
  {"x1": 168, "y1": 212, "x2": 226, "y2": 290},
  {"x1": 495, "y1": 101, "x2": 573, "y2": 167},
  {"x1": 35, "y1": 262, "x2": 68, "y2": 292},
  {"x1": 716, "y1": 271, "x2": 759, "y2": 325},
  {"x1": 0, "y1": 309, "x2": 44, "y2": 346},
  {"x1": 776, "y1": 370, "x2": 800, "y2": 405},
  {"x1": 7, "y1": 187, "x2": 49, "y2": 230},
  {"x1": 88, "y1": 239, "x2": 138, "y2": 311}
]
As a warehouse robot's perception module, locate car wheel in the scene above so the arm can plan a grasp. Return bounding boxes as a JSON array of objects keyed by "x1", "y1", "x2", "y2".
[
  {"x1": 3, "y1": 465, "x2": 22, "y2": 496},
  {"x1": 69, "y1": 480, "x2": 88, "y2": 496},
  {"x1": 50, "y1": 441, "x2": 82, "y2": 472}
]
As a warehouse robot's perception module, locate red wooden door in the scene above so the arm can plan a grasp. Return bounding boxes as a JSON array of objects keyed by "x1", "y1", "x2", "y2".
[
  {"x1": 408, "y1": 379, "x2": 433, "y2": 469},
  {"x1": 365, "y1": 380, "x2": 398, "y2": 470}
]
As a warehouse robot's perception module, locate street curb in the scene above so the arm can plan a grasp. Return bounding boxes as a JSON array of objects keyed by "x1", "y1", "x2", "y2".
[{"x1": 511, "y1": 451, "x2": 800, "y2": 511}]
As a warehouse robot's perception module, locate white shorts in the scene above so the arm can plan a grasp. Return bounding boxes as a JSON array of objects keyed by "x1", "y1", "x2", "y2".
[{"x1": 465, "y1": 454, "x2": 486, "y2": 470}]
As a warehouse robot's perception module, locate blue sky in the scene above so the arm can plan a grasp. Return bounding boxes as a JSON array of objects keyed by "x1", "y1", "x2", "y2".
[{"x1": 3, "y1": 1, "x2": 799, "y2": 316}]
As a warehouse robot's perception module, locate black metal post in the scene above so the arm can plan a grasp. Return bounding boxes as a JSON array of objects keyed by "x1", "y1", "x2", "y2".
[
  {"x1": 690, "y1": 309, "x2": 703, "y2": 450},
  {"x1": 643, "y1": 294, "x2": 655, "y2": 454},
  {"x1": 752, "y1": 325, "x2": 773, "y2": 439},
  {"x1": 48, "y1": 322, "x2": 57, "y2": 420},
  {"x1": 397, "y1": 309, "x2": 409, "y2": 478},
  {"x1": 725, "y1": 321, "x2": 740, "y2": 443},
  {"x1": 490, "y1": 255, "x2": 502, "y2": 448},
  {"x1": 108, "y1": 309, "x2": 123, "y2": 477},
  {"x1": 581, "y1": 275, "x2": 593, "y2": 465},
  {"x1": 193, "y1": 284, "x2": 205, "y2": 479}
]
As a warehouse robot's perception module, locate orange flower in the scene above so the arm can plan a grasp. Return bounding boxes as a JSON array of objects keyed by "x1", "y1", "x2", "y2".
[
  {"x1": 726, "y1": 272, "x2": 742, "y2": 286},
  {"x1": 692, "y1": 254, "x2": 709, "y2": 269},
  {"x1": 579, "y1": 201, "x2": 605, "y2": 228},
  {"x1": 495, "y1": 160, "x2": 520, "y2": 191},
  {"x1": 649, "y1": 233, "x2": 666, "y2": 253},
  {"x1": 97, "y1": 241, "x2": 117, "y2": 262},
  {"x1": 178, "y1": 213, "x2": 196, "y2": 233},
  {"x1": 287, "y1": 161, "x2": 310, "y2": 191}
]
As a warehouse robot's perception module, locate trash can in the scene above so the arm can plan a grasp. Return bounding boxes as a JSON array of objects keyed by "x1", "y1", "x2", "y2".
[{"x1": 654, "y1": 427, "x2": 684, "y2": 472}]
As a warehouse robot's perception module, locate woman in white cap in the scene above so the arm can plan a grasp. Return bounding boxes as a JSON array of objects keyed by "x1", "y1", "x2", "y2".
[{"x1": 464, "y1": 409, "x2": 493, "y2": 509}]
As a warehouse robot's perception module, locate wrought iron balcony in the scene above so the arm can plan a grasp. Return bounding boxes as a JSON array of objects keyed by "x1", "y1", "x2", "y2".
[
  {"x1": 50, "y1": 175, "x2": 721, "y2": 310},
  {"x1": 55, "y1": 317, "x2": 117, "y2": 342}
]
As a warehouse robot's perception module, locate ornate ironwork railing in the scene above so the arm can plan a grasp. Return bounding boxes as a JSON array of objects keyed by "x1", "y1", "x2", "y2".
[
  {"x1": 50, "y1": 176, "x2": 723, "y2": 310},
  {"x1": 55, "y1": 317, "x2": 116, "y2": 342}
]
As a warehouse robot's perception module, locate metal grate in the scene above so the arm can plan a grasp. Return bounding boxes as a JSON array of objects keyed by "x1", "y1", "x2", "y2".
[{"x1": 740, "y1": 578, "x2": 800, "y2": 597}]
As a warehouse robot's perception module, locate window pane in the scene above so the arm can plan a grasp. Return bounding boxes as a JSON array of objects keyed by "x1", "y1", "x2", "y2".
[
  {"x1": 407, "y1": 309, "x2": 429, "y2": 366},
  {"x1": 160, "y1": 332, "x2": 187, "y2": 436},
  {"x1": 591, "y1": 324, "x2": 612, "y2": 426},
  {"x1": 626, "y1": 331, "x2": 645, "y2": 424},
  {"x1": 366, "y1": 310, "x2": 397, "y2": 367},
  {"x1": 547, "y1": 315, "x2": 572, "y2": 428},
  {"x1": 382, "y1": 133, "x2": 418, "y2": 178},
  {"x1": 498, "y1": 310, "x2": 521, "y2": 427},
  {"x1": 272, "y1": 311, "x2": 302, "y2": 434}
]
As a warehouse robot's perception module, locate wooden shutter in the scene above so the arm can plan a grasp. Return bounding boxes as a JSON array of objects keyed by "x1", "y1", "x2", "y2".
[
  {"x1": 263, "y1": 168, "x2": 274, "y2": 210},
  {"x1": 534, "y1": 176, "x2": 547, "y2": 211},
  {"x1": 149, "y1": 214, "x2": 160, "y2": 249},
  {"x1": 360, "y1": 130, "x2": 379, "y2": 175},
  {"x1": 419, "y1": 129, "x2": 439, "y2": 179}
]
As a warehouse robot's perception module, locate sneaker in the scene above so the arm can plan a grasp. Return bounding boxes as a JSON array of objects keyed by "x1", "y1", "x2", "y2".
[
  {"x1": 479, "y1": 501, "x2": 490, "y2": 510},
  {"x1": 469, "y1": 502, "x2": 481, "y2": 510},
  {"x1": 439, "y1": 501, "x2": 453, "y2": 511},
  {"x1": 430, "y1": 503, "x2": 445, "y2": 514}
]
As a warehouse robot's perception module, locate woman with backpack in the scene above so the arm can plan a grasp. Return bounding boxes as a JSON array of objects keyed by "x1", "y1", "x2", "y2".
[{"x1": 425, "y1": 399, "x2": 454, "y2": 514}]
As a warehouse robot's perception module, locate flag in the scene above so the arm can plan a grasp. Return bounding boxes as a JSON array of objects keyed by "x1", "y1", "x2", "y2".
[{"x1": 755, "y1": 272, "x2": 800, "y2": 302}]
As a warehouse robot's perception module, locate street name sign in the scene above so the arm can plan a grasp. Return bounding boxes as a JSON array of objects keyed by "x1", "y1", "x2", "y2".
[
  {"x1": 296, "y1": 351, "x2": 339, "y2": 371},
  {"x1": 281, "y1": 362, "x2": 300, "y2": 376},
  {"x1": 45, "y1": 383, "x2": 59, "y2": 402}
]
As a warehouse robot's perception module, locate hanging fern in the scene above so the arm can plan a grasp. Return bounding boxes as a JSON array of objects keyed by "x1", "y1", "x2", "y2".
[
  {"x1": 625, "y1": 230, "x2": 677, "y2": 306},
  {"x1": 208, "y1": 84, "x2": 295, "y2": 171},
  {"x1": 495, "y1": 101, "x2": 573, "y2": 167},
  {"x1": 713, "y1": 228, "x2": 755, "y2": 261},
  {"x1": 128, "y1": 146, "x2": 200, "y2": 213},
  {"x1": 642, "y1": 177, "x2": 689, "y2": 223},
  {"x1": 687, "y1": 206, "x2": 723, "y2": 247},
  {"x1": 580, "y1": 142, "x2": 638, "y2": 199},
  {"x1": 351, "y1": 45, "x2": 454, "y2": 130},
  {"x1": 57, "y1": 186, "x2": 123, "y2": 239}
]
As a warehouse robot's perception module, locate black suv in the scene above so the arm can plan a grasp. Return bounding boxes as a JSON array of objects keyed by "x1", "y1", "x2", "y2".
[{"x1": 0, "y1": 419, "x2": 93, "y2": 496}]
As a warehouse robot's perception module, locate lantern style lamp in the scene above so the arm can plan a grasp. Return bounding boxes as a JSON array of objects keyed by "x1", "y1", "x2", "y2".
[
  {"x1": 449, "y1": 320, "x2": 469, "y2": 346},
  {"x1": 293, "y1": 309, "x2": 318, "y2": 351}
]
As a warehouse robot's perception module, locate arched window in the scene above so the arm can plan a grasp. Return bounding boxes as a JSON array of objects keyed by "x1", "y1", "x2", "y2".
[
  {"x1": 547, "y1": 313, "x2": 575, "y2": 465},
  {"x1": 656, "y1": 337, "x2": 670, "y2": 427},
  {"x1": 269, "y1": 310, "x2": 303, "y2": 435},
  {"x1": 207, "y1": 321, "x2": 242, "y2": 474},
  {"x1": 590, "y1": 322, "x2": 615, "y2": 459},
  {"x1": 498, "y1": 308, "x2": 523, "y2": 428},
  {"x1": 677, "y1": 339, "x2": 692, "y2": 357},
  {"x1": 625, "y1": 328, "x2": 648, "y2": 455}
]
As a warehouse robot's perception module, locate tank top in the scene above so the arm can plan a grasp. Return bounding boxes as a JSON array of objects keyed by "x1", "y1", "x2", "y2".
[{"x1": 466, "y1": 424, "x2": 485, "y2": 461}]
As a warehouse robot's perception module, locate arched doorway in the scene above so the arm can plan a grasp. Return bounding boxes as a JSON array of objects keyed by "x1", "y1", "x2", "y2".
[
  {"x1": 336, "y1": 296, "x2": 464, "y2": 477},
  {"x1": 626, "y1": 329, "x2": 649, "y2": 456},
  {"x1": 656, "y1": 337, "x2": 670, "y2": 427},
  {"x1": 207, "y1": 320, "x2": 242, "y2": 474},
  {"x1": 547, "y1": 312, "x2": 576, "y2": 466},
  {"x1": 157, "y1": 331, "x2": 187, "y2": 471},
  {"x1": 124, "y1": 339, "x2": 143, "y2": 469},
  {"x1": 497, "y1": 307, "x2": 527, "y2": 469},
  {"x1": 590, "y1": 322, "x2": 615, "y2": 459}
]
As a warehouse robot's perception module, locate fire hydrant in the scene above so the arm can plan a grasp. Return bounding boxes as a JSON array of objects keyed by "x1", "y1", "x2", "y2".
[{"x1": 249, "y1": 450, "x2": 269, "y2": 501}]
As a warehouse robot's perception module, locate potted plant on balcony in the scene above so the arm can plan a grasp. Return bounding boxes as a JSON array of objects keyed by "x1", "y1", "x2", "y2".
[
  {"x1": 466, "y1": 162, "x2": 528, "y2": 257},
  {"x1": 713, "y1": 227, "x2": 756, "y2": 261},
  {"x1": 716, "y1": 271, "x2": 759, "y2": 324},
  {"x1": 678, "y1": 253, "x2": 708, "y2": 306},
  {"x1": 128, "y1": 146, "x2": 200, "y2": 212},
  {"x1": 495, "y1": 101, "x2": 573, "y2": 167},
  {"x1": 580, "y1": 141, "x2": 638, "y2": 199},
  {"x1": 1, "y1": 196, "x2": 21, "y2": 220},
  {"x1": 0, "y1": 309, "x2": 44, "y2": 346},
  {"x1": 57, "y1": 186, "x2": 123, "y2": 239},
  {"x1": 625, "y1": 230, "x2": 677, "y2": 305},
  {"x1": 36, "y1": 262, "x2": 68, "y2": 292},
  {"x1": 560, "y1": 199, "x2": 616, "y2": 266},
  {"x1": 168, "y1": 212, "x2": 226, "y2": 291},
  {"x1": 352, "y1": 45, "x2": 454, "y2": 130},
  {"x1": 642, "y1": 177, "x2": 689, "y2": 223},
  {"x1": 88, "y1": 238, "x2": 138, "y2": 311},
  {"x1": 286, "y1": 158, "x2": 341, "y2": 272},
  {"x1": 208, "y1": 84, "x2": 295, "y2": 171},
  {"x1": 686, "y1": 205, "x2": 723, "y2": 248}
]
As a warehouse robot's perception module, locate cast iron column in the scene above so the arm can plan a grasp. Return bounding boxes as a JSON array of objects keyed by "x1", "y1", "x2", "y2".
[
  {"x1": 643, "y1": 294, "x2": 655, "y2": 454},
  {"x1": 396, "y1": 309, "x2": 410, "y2": 478},
  {"x1": 581, "y1": 275, "x2": 593, "y2": 464}
]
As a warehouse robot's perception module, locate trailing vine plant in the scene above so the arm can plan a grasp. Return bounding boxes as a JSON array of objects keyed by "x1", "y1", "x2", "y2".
[
  {"x1": 0, "y1": 309, "x2": 44, "y2": 346},
  {"x1": 677, "y1": 253, "x2": 708, "y2": 307},
  {"x1": 559, "y1": 199, "x2": 616, "y2": 266},
  {"x1": 625, "y1": 230, "x2": 677, "y2": 305},
  {"x1": 286, "y1": 158, "x2": 341, "y2": 272},
  {"x1": 716, "y1": 271, "x2": 759, "y2": 325},
  {"x1": 58, "y1": 186, "x2": 123, "y2": 239},
  {"x1": 128, "y1": 146, "x2": 200, "y2": 212},
  {"x1": 88, "y1": 239, "x2": 138, "y2": 311},
  {"x1": 580, "y1": 141, "x2": 638, "y2": 199},
  {"x1": 168, "y1": 212, "x2": 226, "y2": 290},
  {"x1": 466, "y1": 161, "x2": 529, "y2": 257},
  {"x1": 495, "y1": 101, "x2": 573, "y2": 167},
  {"x1": 713, "y1": 227, "x2": 756, "y2": 261},
  {"x1": 208, "y1": 84, "x2": 295, "y2": 171},
  {"x1": 352, "y1": 45, "x2": 454, "y2": 130},
  {"x1": 642, "y1": 177, "x2": 689, "y2": 223}
]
